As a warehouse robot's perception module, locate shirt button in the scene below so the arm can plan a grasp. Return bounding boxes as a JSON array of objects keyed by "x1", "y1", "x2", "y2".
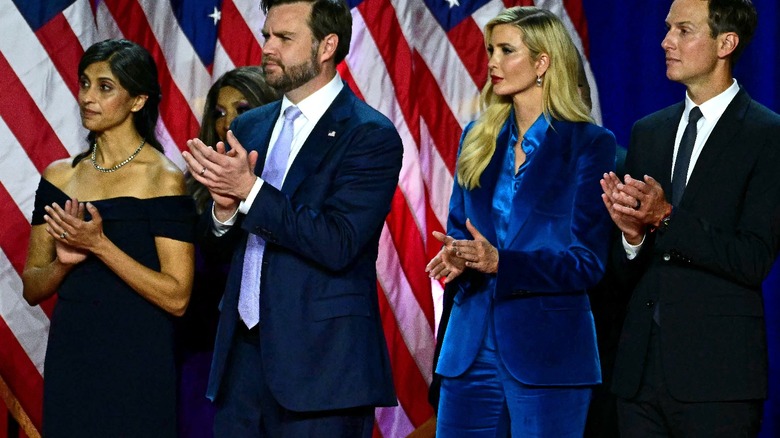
[{"x1": 663, "y1": 253, "x2": 671, "y2": 261}]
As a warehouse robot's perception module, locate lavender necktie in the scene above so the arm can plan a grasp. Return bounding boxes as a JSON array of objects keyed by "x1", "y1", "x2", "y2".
[{"x1": 238, "y1": 105, "x2": 302, "y2": 328}]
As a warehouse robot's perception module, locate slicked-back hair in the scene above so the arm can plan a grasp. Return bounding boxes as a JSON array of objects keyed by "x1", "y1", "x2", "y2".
[{"x1": 707, "y1": 0, "x2": 757, "y2": 65}]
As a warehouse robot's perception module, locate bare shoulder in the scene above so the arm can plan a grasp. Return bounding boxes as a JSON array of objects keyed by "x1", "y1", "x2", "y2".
[
  {"x1": 41, "y1": 157, "x2": 78, "y2": 189},
  {"x1": 145, "y1": 148, "x2": 187, "y2": 197}
]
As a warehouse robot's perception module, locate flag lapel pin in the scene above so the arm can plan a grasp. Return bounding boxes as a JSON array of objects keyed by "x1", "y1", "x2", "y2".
[{"x1": 328, "y1": 131, "x2": 336, "y2": 137}]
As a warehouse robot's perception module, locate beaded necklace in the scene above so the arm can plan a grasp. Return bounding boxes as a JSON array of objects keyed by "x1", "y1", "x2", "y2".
[{"x1": 91, "y1": 139, "x2": 146, "y2": 173}]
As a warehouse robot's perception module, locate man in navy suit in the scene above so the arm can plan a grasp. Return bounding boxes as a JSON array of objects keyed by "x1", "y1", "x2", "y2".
[
  {"x1": 601, "y1": 0, "x2": 780, "y2": 436},
  {"x1": 182, "y1": 0, "x2": 401, "y2": 435}
]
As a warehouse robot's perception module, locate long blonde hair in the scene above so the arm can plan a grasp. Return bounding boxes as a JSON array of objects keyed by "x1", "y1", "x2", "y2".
[{"x1": 457, "y1": 7, "x2": 592, "y2": 189}]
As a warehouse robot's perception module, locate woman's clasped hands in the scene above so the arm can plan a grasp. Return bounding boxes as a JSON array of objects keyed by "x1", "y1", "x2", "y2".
[
  {"x1": 426, "y1": 218, "x2": 499, "y2": 283},
  {"x1": 43, "y1": 199, "x2": 104, "y2": 265}
]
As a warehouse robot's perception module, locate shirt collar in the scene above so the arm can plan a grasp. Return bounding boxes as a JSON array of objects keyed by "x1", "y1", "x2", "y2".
[
  {"x1": 279, "y1": 73, "x2": 344, "y2": 123},
  {"x1": 508, "y1": 108, "x2": 549, "y2": 144},
  {"x1": 684, "y1": 78, "x2": 739, "y2": 122}
]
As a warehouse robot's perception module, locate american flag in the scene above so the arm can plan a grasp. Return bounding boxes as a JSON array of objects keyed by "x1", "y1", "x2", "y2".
[{"x1": 0, "y1": 0, "x2": 596, "y2": 436}]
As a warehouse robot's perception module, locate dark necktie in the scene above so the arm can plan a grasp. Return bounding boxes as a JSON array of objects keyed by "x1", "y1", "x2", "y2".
[
  {"x1": 238, "y1": 105, "x2": 302, "y2": 328},
  {"x1": 671, "y1": 107, "x2": 703, "y2": 206},
  {"x1": 655, "y1": 107, "x2": 703, "y2": 325}
]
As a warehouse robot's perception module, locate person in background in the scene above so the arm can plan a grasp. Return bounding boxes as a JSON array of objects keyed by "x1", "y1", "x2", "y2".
[
  {"x1": 22, "y1": 39, "x2": 195, "y2": 437},
  {"x1": 601, "y1": 0, "x2": 780, "y2": 435},
  {"x1": 426, "y1": 7, "x2": 616, "y2": 437},
  {"x1": 181, "y1": 0, "x2": 402, "y2": 435},
  {"x1": 177, "y1": 66, "x2": 278, "y2": 437},
  {"x1": 187, "y1": 67, "x2": 280, "y2": 213}
]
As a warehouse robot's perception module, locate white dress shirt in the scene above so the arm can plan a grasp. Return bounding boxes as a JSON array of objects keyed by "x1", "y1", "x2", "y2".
[
  {"x1": 212, "y1": 74, "x2": 344, "y2": 233},
  {"x1": 623, "y1": 79, "x2": 740, "y2": 258}
]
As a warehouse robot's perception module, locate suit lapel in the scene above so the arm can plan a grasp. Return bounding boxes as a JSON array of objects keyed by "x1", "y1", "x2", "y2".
[
  {"x1": 679, "y1": 90, "x2": 750, "y2": 207},
  {"x1": 252, "y1": 101, "x2": 283, "y2": 176},
  {"x1": 655, "y1": 105, "x2": 683, "y2": 200},
  {"x1": 503, "y1": 120, "x2": 568, "y2": 248},
  {"x1": 280, "y1": 87, "x2": 353, "y2": 196},
  {"x1": 467, "y1": 121, "x2": 508, "y2": 245}
]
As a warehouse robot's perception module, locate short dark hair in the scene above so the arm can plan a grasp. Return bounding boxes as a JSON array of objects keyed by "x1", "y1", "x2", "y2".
[
  {"x1": 261, "y1": 0, "x2": 352, "y2": 64},
  {"x1": 707, "y1": 0, "x2": 757, "y2": 64}
]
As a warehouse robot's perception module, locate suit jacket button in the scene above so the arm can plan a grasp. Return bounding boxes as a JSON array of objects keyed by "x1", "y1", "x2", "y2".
[
  {"x1": 663, "y1": 253, "x2": 671, "y2": 261},
  {"x1": 646, "y1": 300, "x2": 654, "y2": 308}
]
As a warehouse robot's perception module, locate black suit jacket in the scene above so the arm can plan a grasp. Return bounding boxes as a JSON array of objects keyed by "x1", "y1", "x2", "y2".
[
  {"x1": 611, "y1": 89, "x2": 780, "y2": 402},
  {"x1": 204, "y1": 85, "x2": 401, "y2": 411}
]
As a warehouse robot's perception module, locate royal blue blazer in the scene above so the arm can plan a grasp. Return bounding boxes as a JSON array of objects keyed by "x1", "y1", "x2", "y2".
[{"x1": 436, "y1": 117, "x2": 616, "y2": 386}]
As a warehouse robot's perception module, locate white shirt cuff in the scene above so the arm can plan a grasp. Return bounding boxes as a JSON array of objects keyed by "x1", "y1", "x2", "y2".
[
  {"x1": 622, "y1": 233, "x2": 645, "y2": 260},
  {"x1": 211, "y1": 203, "x2": 238, "y2": 237},
  {"x1": 238, "y1": 177, "x2": 264, "y2": 215}
]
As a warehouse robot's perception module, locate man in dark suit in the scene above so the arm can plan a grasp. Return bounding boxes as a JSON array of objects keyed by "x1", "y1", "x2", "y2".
[
  {"x1": 600, "y1": 0, "x2": 780, "y2": 436},
  {"x1": 181, "y1": 0, "x2": 401, "y2": 435}
]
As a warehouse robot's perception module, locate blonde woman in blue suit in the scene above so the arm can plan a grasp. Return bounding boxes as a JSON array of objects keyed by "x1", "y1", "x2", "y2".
[{"x1": 426, "y1": 7, "x2": 617, "y2": 437}]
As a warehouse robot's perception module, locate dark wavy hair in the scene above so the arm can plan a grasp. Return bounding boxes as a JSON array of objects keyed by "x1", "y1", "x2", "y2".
[
  {"x1": 261, "y1": 0, "x2": 352, "y2": 65},
  {"x1": 72, "y1": 39, "x2": 162, "y2": 166},
  {"x1": 187, "y1": 67, "x2": 279, "y2": 213}
]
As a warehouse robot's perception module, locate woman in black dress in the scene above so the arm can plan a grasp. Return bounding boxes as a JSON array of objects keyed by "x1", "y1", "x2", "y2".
[{"x1": 22, "y1": 39, "x2": 195, "y2": 437}]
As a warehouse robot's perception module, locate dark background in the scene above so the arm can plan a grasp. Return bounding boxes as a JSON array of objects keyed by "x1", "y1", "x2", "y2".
[{"x1": 582, "y1": 1, "x2": 780, "y2": 436}]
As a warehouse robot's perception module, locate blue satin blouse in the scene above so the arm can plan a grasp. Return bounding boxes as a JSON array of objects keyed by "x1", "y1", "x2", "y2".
[{"x1": 493, "y1": 112, "x2": 548, "y2": 248}]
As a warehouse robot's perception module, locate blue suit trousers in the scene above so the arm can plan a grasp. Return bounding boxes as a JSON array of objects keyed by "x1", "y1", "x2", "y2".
[{"x1": 437, "y1": 320, "x2": 592, "y2": 437}]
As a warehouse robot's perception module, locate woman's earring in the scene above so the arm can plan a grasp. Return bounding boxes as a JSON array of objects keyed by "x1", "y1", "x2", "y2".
[{"x1": 536, "y1": 75, "x2": 543, "y2": 87}]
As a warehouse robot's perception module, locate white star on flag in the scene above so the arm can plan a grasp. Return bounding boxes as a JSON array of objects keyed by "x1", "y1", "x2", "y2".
[{"x1": 208, "y1": 6, "x2": 221, "y2": 26}]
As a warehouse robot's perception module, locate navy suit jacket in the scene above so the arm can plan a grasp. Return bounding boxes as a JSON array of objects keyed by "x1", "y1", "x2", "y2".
[
  {"x1": 611, "y1": 89, "x2": 780, "y2": 402},
  {"x1": 204, "y1": 84, "x2": 401, "y2": 411},
  {"x1": 436, "y1": 118, "x2": 617, "y2": 386}
]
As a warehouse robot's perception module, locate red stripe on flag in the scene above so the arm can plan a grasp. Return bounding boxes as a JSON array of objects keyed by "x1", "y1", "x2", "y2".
[
  {"x1": 101, "y1": 0, "x2": 200, "y2": 152},
  {"x1": 0, "y1": 318, "x2": 44, "y2": 431},
  {"x1": 505, "y1": 0, "x2": 536, "y2": 7},
  {"x1": 0, "y1": 54, "x2": 71, "y2": 173},
  {"x1": 0, "y1": 183, "x2": 57, "y2": 318},
  {"x1": 35, "y1": 13, "x2": 86, "y2": 98},
  {"x1": 386, "y1": 189, "x2": 435, "y2": 327},
  {"x1": 378, "y1": 284, "x2": 435, "y2": 428},
  {"x1": 356, "y1": 0, "x2": 421, "y2": 147},
  {"x1": 446, "y1": 17, "x2": 488, "y2": 90},
  {"x1": 219, "y1": 0, "x2": 263, "y2": 66},
  {"x1": 424, "y1": 201, "x2": 447, "y2": 258},
  {"x1": 337, "y1": 64, "x2": 365, "y2": 102},
  {"x1": 0, "y1": 185, "x2": 32, "y2": 278},
  {"x1": 414, "y1": 52, "x2": 462, "y2": 174},
  {"x1": 563, "y1": 0, "x2": 590, "y2": 56}
]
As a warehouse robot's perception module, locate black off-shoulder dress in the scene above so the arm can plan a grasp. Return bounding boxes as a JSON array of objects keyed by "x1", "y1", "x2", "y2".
[{"x1": 32, "y1": 178, "x2": 196, "y2": 437}]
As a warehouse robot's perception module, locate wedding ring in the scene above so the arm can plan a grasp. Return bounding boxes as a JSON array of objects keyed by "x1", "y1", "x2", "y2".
[
  {"x1": 634, "y1": 199, "x2": 641, "y2": 210},
  {"x1": 200, "y1": 167, "x2": 207, "y2": 176},
  {"x1": 60, "y1": 232, "x2": 68, "y2": 239}
]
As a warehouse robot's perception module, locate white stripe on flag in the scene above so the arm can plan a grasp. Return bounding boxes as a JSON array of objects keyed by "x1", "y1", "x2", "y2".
[
  {"x1": 0, "y1": 249, "x2": 49, "y2": 376},
  {"x1": 62, "y1": 0, "x2": 98, "y2": 51}
]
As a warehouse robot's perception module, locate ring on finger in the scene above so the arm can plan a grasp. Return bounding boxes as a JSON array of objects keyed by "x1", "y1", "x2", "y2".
[
  {"x1": 634, "y1": 199, "x2": 641, "y2": 210},
  {"x1": 200, "y1": 167, "x2": 207, "y2": 176},
  {"x1": 60, "y1": 232, "x2": 68, "y2": 239}
]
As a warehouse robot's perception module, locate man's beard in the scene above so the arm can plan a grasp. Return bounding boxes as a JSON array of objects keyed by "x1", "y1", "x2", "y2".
[{"x1": 263, "y1": 44, "x2": 321, "y2": 93}]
